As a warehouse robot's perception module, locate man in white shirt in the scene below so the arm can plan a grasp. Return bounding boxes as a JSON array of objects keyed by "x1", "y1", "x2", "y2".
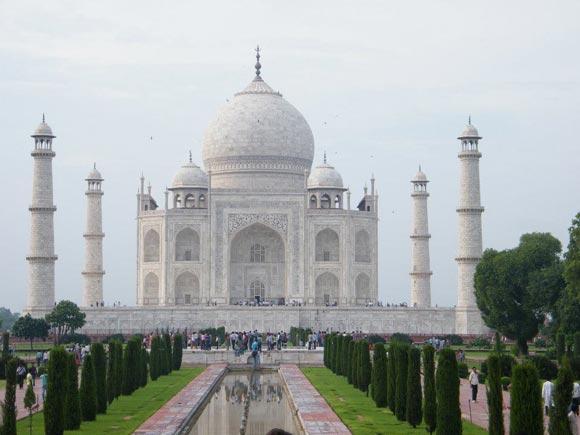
[
  {"x1": 542, "y1": 379, "x2": 555, "y2": 415},
  {"x1": 468, "y1": 367, "x2": 479, "y2": 402},
  {"x1": 573, "y1": 381, "x2": 580, "y2": 407}
]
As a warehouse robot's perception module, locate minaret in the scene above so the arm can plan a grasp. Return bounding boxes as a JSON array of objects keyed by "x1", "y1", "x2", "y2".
[
  {"x1": 410, "y1": 167, "x2": 432, "y2": 307},
  {"x1": 26, "y1": 115, "x2": 57, "y2": 311},
  {"x1": 456, "y1": 118, "x2": 484, "y2": 319},
  {"x1": 82, "y1": 164, "x2": 105, "y2": 307}
]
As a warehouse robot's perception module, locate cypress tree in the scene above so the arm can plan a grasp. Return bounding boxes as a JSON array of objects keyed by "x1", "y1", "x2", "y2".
[
  {"x1": 373, "y1": 343, "x2": 388, "y2": 407},
  {"x1": 335, "y1": 335, "x2": 343, "y2": 375},
  {"x1": 347, "y1": 340, "x2": 355, "y2": 384},
  {"x1": 140, "y1": 347, "x2": 148, "y2": 387},
  {"x1": 44, "y1": 346, "x2": 68, "y2": 435},
  {"x1": 358, "y1": 340, "x2": 372, "y2": 394},
  {"x1": 556, "y1": 332, "x2": 566, "y2": 363},
  {"x1": 114, "y1": 341, "x2": 123, "y2": 398},
  {"x1": 163, "y1": 333, "x2": 173, "y2": 374},
  {"x1": 328, "y1": 335, "x2": 335, "y2": 372},
  {"x1": 63, "y1": 353, "x2": 81, "y2": 430},
  {"x1": 122, "y1": 338, "x2": 140, "y2": 394},
  {"x1": 2, "y1": 358, "x2": 17, "y2": 435},
  {"x1": 406, "y1": 346, "x2": 422, "y2": 428},
  {"x1": 341, "y1": 335, "x2": 351, "y2": 379},
  {"x1": 387, "y1": 342, "x2": 397, "y2": 412},
  {"x1": 423, "y1": 345, "x2": 436, "y2": 434},
  {"x1": 0, "y1": 331, "x2": 9, "y2": 380},
  {"x1": 24, "y1": 381, "x2": 37, "y2": 435},
  {"x1": 323, "y1": 334, "x2": 328, "y2": 367},
  {"x1": 150, "y1": 336, "x2": 160, "y2": 380},
  {"x1": 435, "y1": 348, "x2": 461, "y2": 435},
  {"x1": 79, "y1": 354, "x2": 97, "y2": 422},
  {"x1": 173, "y1": 333, "x2": 183, "y2": 370},
  {"x1": 352, "y1": 341, "x2": 360, "y2": 388},
  {"x1": 548, "y1": 357, "x2": 574, "y2": 435},
  {"x1": 510, "y1": 362, "x2": 543, "y2": 435},
  {"x1": 91, "y1": 343, "x2": 107, "y2": 414},
  {"x1": 486, "y1": 354, "x2": 504, "y2": 435},
  {"x1": 106, "y1": 341, "x2": 117, "y2": 404},
  {"x1": 395, "y1": 344, "x2": 409, "y2": 421}
]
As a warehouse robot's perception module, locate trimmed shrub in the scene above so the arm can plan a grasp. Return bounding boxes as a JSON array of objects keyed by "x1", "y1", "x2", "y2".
[
  {"x1": 406, "y1": 346, "x2": 422, "y2": 428},
  {"x1": 395, "y1": 343, "x2": 409, "y2": 421},
  {"x1": 390, "y1": 333, "x2": 412, "y2": 345},
  {"x1": 358, "y1": 340, "x2": 372, "y2": 394},
  {"x1": 44, "y1": 346, "x2": 68, "y2": 435},
  {"x1": 347, "y1": 340, "x2": 355, "y2": 385},
  {"x1": 498, "y1": 354, "x2": 515, "y2": 377},
  {"x1": 163, "y1": 333, "x2": 173, "y2": 374},
  {"x1": 140, "y1": 347, "x2": 148, "y2": 388},
  {"x1": 0, "y1": 331, "x2": 9, "y2": 380},
  {"x1": 526, "y1": 354, "x2": 558, "y2": 380},
  {"x1": 486, "y1": 355, "x2": 504, "y2": 435},
  {"x1": 574, "y1": 332, "x2": 580, "y2": 359},
  {"x1": 510, "y1": 363, "x2": 543, "y2": 435},
  {"x1": 470, "y1": 336, "x2": 491, "y2": 348},
  {"x1": 2, "y1": 358, "x2": 17, "y2": 435},
  {"x1": 342, "y1": 335, "x2": 352, "y2": 380},
  {"x1": 150, "y1": 335, "x2": 161, "y2": 381},
  {"x1": 443, "y1": 334, "x2": 463, "y2": 346},
  {"x1": 104, "y1": 333, "x2": 125, "y2": 344},
  {"x1": 114, "y1": 341, "x2": 123, "y2": 398},
  {"x1": 423, "y1": 345, "x2": 436, "y2": 434},
  {"x1": 367, "y1": 334, "x2": 386, "y2": 345},
  {"x1": 548, "y1": 357, "x2": 574, "y2": 435},
  {"x1": 457, "y1": 362, "x2": 468, "y2": 379},
  {"x1": 122, "y1": 337, "x2": 140, "y2": 394},
  {"x1": 556, "y1": 332, "x2": 566, "y2": 363},
  {"x1": 91, "y1": 343, "x2": 107, "y2": 414},
  {"x1": 79, "y1": 354, "x2": 97, "y2": 421},
  {"x1": 334, "y1": 335, "x2": 342, "y2": 375},
  {"x1": 387, "y1": 343, "x2": 397, "y2": 412},
  {"x1": 106, "y1": 341, "x2": 118, "y2": 404},
  {"x1": 351, "y1": 340, "x2": 360, "y2": 389},
  {"x1": 435, "y1": 348, "x2": 461, "y2": 435},
  {"x1": 63, "y1": 353, "x2": 81, "y2": 430},
  {"x1": 61, "y1": 333, "x2": 91, "y2": 346},
  {"x1": 173, "y1": 333, "x2": 183, "y2": 370},
  {"x1": 372, "y1": 343, "x2": 388, "y2": 407}
]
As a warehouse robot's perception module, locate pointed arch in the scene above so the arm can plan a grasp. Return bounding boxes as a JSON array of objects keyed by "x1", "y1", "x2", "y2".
[
  {"x1": 315, "y1": 228, "x2": 339, "y2": 262},
  {"x1": 144, "y1": 229, "x2": 160, "y2": 262},
  {"x1": 355, "y1": 229, "x2": 371, "y2": 263},
  {"x1": 175, "y1": 271, "x2": 200, "y2": 305},
  {"x1": 143, "y1": 272, "x2": 159, "y2": 305},
  {"x1": 315, "y1": 272, "x2": 339, "y2": 305},
  {"x1": 355, "y1": 272, "x2": 371, "y2": 303},
  {"x1": 175, "y1": 228, "x2": 200, "y2": 261}
]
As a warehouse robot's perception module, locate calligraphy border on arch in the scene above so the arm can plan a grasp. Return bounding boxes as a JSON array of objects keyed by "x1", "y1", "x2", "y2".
[{"x1": 227, "y1": 213, "x2": 288, "y2": 236}]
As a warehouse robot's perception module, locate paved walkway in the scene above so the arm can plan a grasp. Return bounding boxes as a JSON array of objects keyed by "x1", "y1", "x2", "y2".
[
  {"x1": 134, "y1": 364, "x2": 227, "y2": 435},
  {"x1": 279, "y1": 364, "x2": 351, "y2": 434},
  {"x1": 0, "y1": 381, "x2": 44, "y2": 425}
]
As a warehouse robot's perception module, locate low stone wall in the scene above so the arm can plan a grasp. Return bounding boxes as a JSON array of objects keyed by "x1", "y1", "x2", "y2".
[
  {"x1": 26, "y1": 305, "x2": 487, "y2": 335},
  {"x1": 182, "y1": 349, "x2": 323, "y2": 366}
]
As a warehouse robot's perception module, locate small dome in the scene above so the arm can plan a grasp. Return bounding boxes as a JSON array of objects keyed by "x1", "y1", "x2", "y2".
[
  {"x1": 171, "y1": 161, "x2": 208, "y2": 189},
  {"x1": 32, "y1": 118, "x2": 55, "y2": 138},
  {"x1": 458, "y1": 123, "x2": 481, "y2": 139},
  {"x1": 412, "y1": 168, "x2": 428, "y2": 183},
  {"x1": 87, "y1": 164, "x2": 103, "y2": 180},
  {"x1": 307, "y1": 163, "x2": 344, "y2": 189}
]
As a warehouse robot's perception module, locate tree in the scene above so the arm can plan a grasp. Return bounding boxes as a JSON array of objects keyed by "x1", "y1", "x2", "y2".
[
  {"x1": 45, "y1": 300, "x2": 86, "y2": 344},
  {"x1": 150, "y1": 336, "x2": 160, "y2": 381},
  {"x1": 475, "y1": 233, "x2": 565, "y2": 354},
  {"x1": 548, "y1": 358, "x2": 574, "y2": 435},
  {"x1": 352, "y1": 341, "x2": 360, "y2": 389},
  {"x1": 106, "y1": 341, "x2": 117, "y2": 404},
  {"x1": 140, "y1": 347, "x2": 148, "y2": 388},
  {"x1": 510, "y1": 363, "x2": 543, "y2": 435},
  {"x1": 342, "y1": 335, "x2": 352, "y2": 379},
  {"x1": 122, "y1": 338, "x2": 140, "y2": 395},
  {"x1": 163, "y1": 333, "x2": 172, "y2": 374},
  {"x1": 347, "y1": 340, "x2": 355, "y2": 385},
  {"x1": 12, "y1": 313, "x2": 50, "y2": 350},
  {"x1": 423, "y1": 345, "x2": 437, "y2": 434},
  {"x1": 406, "y1": 346, "x2": 422, "y2": 428},
  {"x1": 395, "y1": 343, "x2": 409, "y2": 421},
  {"x1": 63, "y1": 353, "x2": 81, "y2": 430},
  {"x1": 79, "y1": 354, "x2": 97, "y2": 421},
  {"x1": 435, "y1": 348, "x2": 461, "y2": 435},
  {"x1": 173, "y1": 333, "x2": 183, "y2": 370},
  {"x1": 91, "y1": 343, "x2": 107, "y2": 414},
  {"x1": 2, "y1": 358, "x2": 17, "y2": 435},
  {"x1": 387, "y1": 342, "x2": 397, "y2": 412},
  {"x1": 0, "y1": 331, "x2": 9, "y2": 380},
  {"x1": 556, "y1": 332, "x2": 566, "y2": 363},
  {"x1": 0, "y1": 308, "x2": 19, "y2": 332},
  {"x1": 44, "y1": 346, "x2": 68, "y2": 435},
  {"x1": 486, "y1": 354, "x2": 505, "y2": 435},
  {"x1": 371, "y1": 343, "x2": 388, "y2": 407},
  {"x1": 574, "y1": 332, "x2": 580, "y2": 359},
  {"x1": 358, "y1": 340, "x2": 372, "y2": 394},
  {"x1": 24, "y1": 379, "x2": 37, "y2": 435}
]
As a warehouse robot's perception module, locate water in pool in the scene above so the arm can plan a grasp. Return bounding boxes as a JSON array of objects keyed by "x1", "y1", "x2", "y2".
[{"x1": 188, "y1": 371, "x2": 299, "y2": 435}]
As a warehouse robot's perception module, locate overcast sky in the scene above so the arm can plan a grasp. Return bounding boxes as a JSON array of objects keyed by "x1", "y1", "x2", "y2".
[{"x1": 1, "y1": 1, "x2": 579, "y2": 312}]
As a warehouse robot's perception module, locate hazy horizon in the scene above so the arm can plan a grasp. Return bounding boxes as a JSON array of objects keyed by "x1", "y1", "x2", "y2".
[{"x1": 1, "y1": 1, "x2": 579, "y2": 312}]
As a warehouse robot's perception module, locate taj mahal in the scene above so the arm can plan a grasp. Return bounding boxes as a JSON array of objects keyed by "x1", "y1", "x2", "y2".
[{"x1": 24, "y1": 50, "x2": 488, "y2": 336}]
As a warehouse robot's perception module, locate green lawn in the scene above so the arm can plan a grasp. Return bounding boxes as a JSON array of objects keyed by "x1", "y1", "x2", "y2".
[
  {"x1": 16, "y1": 367, "x2": 203, "y2": 434},
  {"x1": 302, "y1": 367, "x2": 488, "y2": 435},
  {"x1": 0, "y1": 379, "x2": 5, "y2": 389}
]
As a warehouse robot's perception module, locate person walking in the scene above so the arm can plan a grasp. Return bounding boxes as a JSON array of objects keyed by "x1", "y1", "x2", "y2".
[
  {"x1": 569, "y1": 403, "x2": 579, "y2": 435},
  {"x1": 542, "y1": 379, "x2": 555, "y2": 415},
  {"x1": 29, "y1": 363, "x2": 37, "y2": 386},
  {"x1": 468, "y1": 367, "x2": 479, "y2": 402},
  {"x1": 16, "y1": 363, "x2": 27, "y2": 389},
  {"x1": 251, "y1": 339, "x2": 260, "y2": 369},
  {"x1": 573, "y1": 381, "x2": 580, "y2": 407},
  {"x1": 40, "y1": 371, "x2": 48, "y2": 402}
]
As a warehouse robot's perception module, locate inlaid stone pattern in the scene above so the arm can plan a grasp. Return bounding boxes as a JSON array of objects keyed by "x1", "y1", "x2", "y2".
[{"x1": 227, "y1": 212, "x2": 288, "y2": 235}]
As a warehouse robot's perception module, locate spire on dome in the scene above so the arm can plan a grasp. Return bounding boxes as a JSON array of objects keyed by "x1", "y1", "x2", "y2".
[
  {"x1": 42, "y1": 113, "x2": 45, "y2": 123},
  {"x1": 323, "y1": 150, "x2": 327, "y2": 164},
  {"x1": 255, "y1": 45, "x2": 262, "y2": 78},
  {"x1": 189, "y1": 150, "x2": 192, "y2": 163}
]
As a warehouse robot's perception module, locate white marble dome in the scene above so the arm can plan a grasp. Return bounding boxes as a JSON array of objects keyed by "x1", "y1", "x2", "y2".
[
  {"x1": 32, "y1": 120, "x2": 55, "y2": 137},
  {"x1": 308, "y1": 163, "x2": 344, "y2": 189},
  {"x1": 202, "y1": 76, "x2": 315, "y2": 175},
  {"x1": 458, "y1": 123, "x2": 480, "y2": 139},
  {"x1": 171, "y1": 161, "x2": 208, "y2": 189},
  {"x1": 87, "y1": 165, "x2": 103, "y2": 180},
  {"x1": 412, "y1": 168, "x2": 427, "y2": 182}
]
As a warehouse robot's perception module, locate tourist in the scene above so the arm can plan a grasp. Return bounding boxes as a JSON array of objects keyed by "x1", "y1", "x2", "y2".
[
  {"x1": 35, "y1": 350, "x2": 43, "y2": 366},
  {"x1": 16, "y1": 363, "x2": 27, "y2": 389},
  {"x1": 40, "y1": 370, "x2": 48, "y2": 402},
  {"x1": 569, "y1": 403, "x2": 579, "y2": 435},
  {"x1": 29, "y1": 363, "x2": 37, "y2": 386},
  {"x1": 25, "y1": 371, "x2": 33, "y2": 388},
  {"x1": 215, "y1": 335, "x2": 220, "y2": 349},
  {"x1": 468, "y1": 367, "x2": 479, "y2": 402},
  {"x1": 43, "y1": 350, "x2": 49, "y2": 365},
  {"x1": 573, "y1": 381, "x2": 580, "y2": 407},
  {"x1": 251, "y1": 339, "x2": 260, "y2": 368},
  {"x1": 542, "y1": 378, "x2": 555, "y2": 415}
]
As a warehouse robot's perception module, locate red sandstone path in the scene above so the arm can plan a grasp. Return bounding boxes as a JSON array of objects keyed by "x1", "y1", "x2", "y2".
[{"x1": 0, "y1": 381, "x2": 44, "y2": 425}]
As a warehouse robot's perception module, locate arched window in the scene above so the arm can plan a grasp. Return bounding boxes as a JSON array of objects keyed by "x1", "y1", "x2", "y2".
[
  {"x1": 315, "y1": 228, "x2": 339, "y2": 262},
  {"x1": 355, "y1": 273, "x2": 371, "y2": 303},
  {"x1": 175, "y1": 228, "x2": 200, "y2": 261},
  {"x1": 144, "y1": 229, "x2": 160, "y2": 262},
  {"x1": 309, "y1": 195, "x2": 317, "y2": 209},
  {"x1": 320, "y1": 194, "x2": 331, "y2": 209},
  {"x1": 174, "y1": 194, "x2": 181, "y2": 209},
  {"x1": 315, "y1": 272, "x2": 339, "y2": 305},
  {"x1": 184, "y1": 194, "x2": 195, "y2": 208},
  {"x1": 175, "y1": 272, "x2": 200, "y2": 305},
  {"x1": 250, "y1": 244, "x2": 265, "y2": 263},
  {"x1": 335, "y1": 195, "x2": 341, "y2": 209},
  {"x1": 143, "y1": 272, "x2": 159, "y2": 305},
  {"x1": 250, "y1": 280, "x2": 265, "y2": 299},
  {"x1": 199, "y1": 194, "x2": 206, "y2": 208},
  {"x1": 355, "y1": 230, "x2": 371, "y2": 263}
]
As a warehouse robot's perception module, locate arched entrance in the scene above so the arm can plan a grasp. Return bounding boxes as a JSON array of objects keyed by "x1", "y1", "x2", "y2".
[{"x1": 229, "y1": 223, "x2": 286, "y2": 304}]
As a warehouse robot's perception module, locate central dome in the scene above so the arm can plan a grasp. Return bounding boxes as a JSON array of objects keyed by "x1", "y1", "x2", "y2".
[{"x1": 202, "y1": 72, "x2": 315, "y2": 191}]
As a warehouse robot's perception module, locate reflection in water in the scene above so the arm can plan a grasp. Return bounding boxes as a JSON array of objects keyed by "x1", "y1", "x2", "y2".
[{"x1": 188, "y1": 372, "x2": 298, "y2": 435}]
